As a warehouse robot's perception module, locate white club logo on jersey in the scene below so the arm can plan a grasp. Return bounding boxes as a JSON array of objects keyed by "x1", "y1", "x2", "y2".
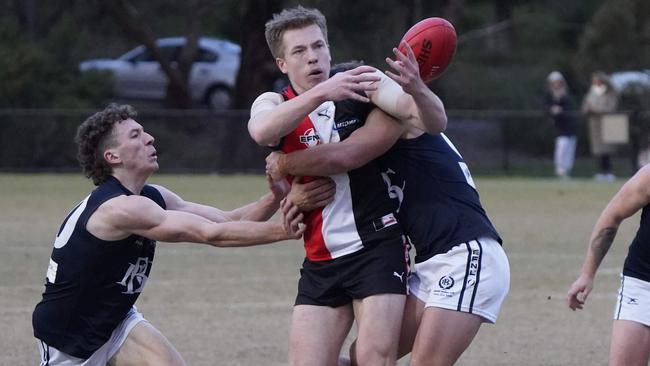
[
  {"x1": 381, "y1": 168, "x2": 405, "y2": 212},
  {"x1": 299, "y1": 128, "x2": 320, "y2": 147},
  {"x1": 117, "y1": 257, "x2": 151, "y2": 294}
]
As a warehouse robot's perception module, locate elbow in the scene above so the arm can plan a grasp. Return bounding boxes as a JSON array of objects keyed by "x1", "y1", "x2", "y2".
[
  {"x1": 248, "y1": 122, "x2": 277, "y2": 147},
  {"x1": 439, "y1": 114, "x2": 448, "y2": 132}
]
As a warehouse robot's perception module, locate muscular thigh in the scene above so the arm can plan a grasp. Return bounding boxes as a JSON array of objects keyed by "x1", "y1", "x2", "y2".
[
  {"x1": 410, "y1": 307, "x2": 483, "y2": 366},
  {"x1": 610, "y1": 320, "x2": 650, "y2": 366},
  {"x1": 289, "y1": 304, "x2": 354, "y2": 366},
  {"x1": 108, "y1": 322, "x2": 185, "y2": 366}
]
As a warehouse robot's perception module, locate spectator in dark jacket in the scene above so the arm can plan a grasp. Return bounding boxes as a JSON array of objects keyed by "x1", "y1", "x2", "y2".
[{"x1": 545, "y1": 71, "x2": 578, "y2": 178}]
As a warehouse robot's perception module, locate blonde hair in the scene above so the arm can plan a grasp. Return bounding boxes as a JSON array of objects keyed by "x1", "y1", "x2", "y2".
[{"x1": 264, "y1": 6, "x2": 328, "y2": 59}]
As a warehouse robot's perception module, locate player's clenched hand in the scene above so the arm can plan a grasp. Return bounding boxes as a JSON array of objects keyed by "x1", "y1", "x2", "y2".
[
  {"x1": 385, "y1": 41, "x2": 427, "y2": 96},
  {"x1": 266, "y1": 151, "x2": 285, "y2": 181},
  {"x1": 282, "y1": 198, "x2": 305, "y2": 239},
  {"x1": 567, "y1": 274, "x2": 594, "y2": 311},
  {"x1": 315, "y1": 66, "x2": 381, "y2": 103},
  {"x1": 288, "y1": 177, "x2": 335, "y2": 212}
]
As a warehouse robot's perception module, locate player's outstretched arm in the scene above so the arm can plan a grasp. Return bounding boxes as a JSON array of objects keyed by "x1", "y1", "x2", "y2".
[
  {"x1": 265, "y1": 108, "x2": 404, "y2": 180},
  {"x1": 567, "y1": 166, "x2": 650, "y2": 310},
  {"x1": 151, "y1": 177, "x2": 287, "y2": 223},
  {"x1": 91, "y1": 195, "x2": 304, "y2": 247},
  {"x1": 371, "y1": 41, "x2": 447, "y2": 135},
  {"x1": 248, "y1": 66, "x2": 381, "y2": 147}
]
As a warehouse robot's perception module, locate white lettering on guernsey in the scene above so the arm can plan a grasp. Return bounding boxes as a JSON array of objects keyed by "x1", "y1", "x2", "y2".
[
  {"x1": 117, "y1": 257, "x2": 151, "y2": 294},
  {"x1": 440, "y1": 133, "x2": 477, "y2": 189},
  {"x1": 46, "y1": 258, "x2": 58, "y2": 283},
  {"x1": 53, "y1": 196, "x2": 90, "y2": 249},
  {"x1": 335, "y1": 119, "x2": 358, "y2": 129},
  {"x1": 459, "y1": 162, "x2": 477, "y2": 189},
  {"x1": 381, "y1": 169, "x2": 405, "y2": 212}
]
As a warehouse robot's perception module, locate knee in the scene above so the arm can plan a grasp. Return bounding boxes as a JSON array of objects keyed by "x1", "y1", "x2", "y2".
[{"x1": 354, "y1": 341, "x2": 395, "y2": 365}]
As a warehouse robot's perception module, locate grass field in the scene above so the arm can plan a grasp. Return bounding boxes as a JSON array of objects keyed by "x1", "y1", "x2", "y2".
[{"x1": 0, "y1": 173, "x2": 638, "y2": 365}]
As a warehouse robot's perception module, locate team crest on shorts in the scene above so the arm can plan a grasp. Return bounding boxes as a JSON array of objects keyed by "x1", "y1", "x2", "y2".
[{"x1": 438, "y1": 275, "x2": 454, "y2": 289}]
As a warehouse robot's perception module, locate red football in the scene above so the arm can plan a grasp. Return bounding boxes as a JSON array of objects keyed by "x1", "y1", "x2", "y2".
[{"x1": 398, "y1": 17, "x2": 457, "y2": 82}]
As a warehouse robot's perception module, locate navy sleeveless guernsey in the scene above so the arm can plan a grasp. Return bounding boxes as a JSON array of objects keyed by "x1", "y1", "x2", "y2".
[
  {"x1": 624, "y1": 204, "x2": 650, "y2": 282},
  {"x1": 379, "y1": 133, "x2": 501, "y2": 263},
  {"x1": 32, "y1": 176, "x2": 165, "y2": 359}
]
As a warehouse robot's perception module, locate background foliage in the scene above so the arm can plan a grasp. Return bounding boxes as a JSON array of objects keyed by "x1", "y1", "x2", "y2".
[{"x1": 2, "y1": 0, "x2": 648, "y2": 110}]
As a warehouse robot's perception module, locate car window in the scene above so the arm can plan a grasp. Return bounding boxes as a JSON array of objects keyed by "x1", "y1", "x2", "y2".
[
  {"x1": 131, "y1": 46, "x2": 180, "y2": 63},
  {"x1": 196, "y1": 48, "x2": 218, "y2": 63}
]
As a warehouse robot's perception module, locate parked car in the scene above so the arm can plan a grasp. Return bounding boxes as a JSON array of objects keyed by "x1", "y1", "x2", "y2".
[
  {"x1": 79, "y1": 37, "x2": 241, "y2": 109},
  {"x1": 610, "y1": 69, "x2": 650, "y2": 92}
]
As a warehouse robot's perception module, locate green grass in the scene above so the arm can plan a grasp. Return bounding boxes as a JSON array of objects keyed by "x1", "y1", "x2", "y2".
[{"x1": 0, "y1": 173, "x2": 636, "y2": 365}]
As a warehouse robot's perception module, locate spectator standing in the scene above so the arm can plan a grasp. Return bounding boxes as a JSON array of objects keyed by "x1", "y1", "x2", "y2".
[
  {"x1": 545, "y1": 71, "x2": 578, "y2": 178},
  {"x1": 582, "y1": 71, "x2": 619, "y2": 182}
]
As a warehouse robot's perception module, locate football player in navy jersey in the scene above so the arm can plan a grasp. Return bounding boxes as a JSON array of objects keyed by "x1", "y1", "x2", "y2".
[
  {"x1": 249, "y1": 6, "x2": 447, "y2": 366},
  {"x1": 268, "y1": 55, "x2": 510, "y2": 366},
  {"x1": 32, "y1": 103, "x2": 304, "y2": 366},
  {"x1": 568, "y1": 166, "x2": 650, "y2": 366}
]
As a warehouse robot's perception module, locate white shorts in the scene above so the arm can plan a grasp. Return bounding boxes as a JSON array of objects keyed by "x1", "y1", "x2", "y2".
[
  {"x1": 614, "y1": 275, "x2": 650, "y2": 327},
  {"x1": 38, "y1": 307, "x2": 146, "y2": 366},
  {"x1": 408, "y1": 236, "x2": 510, "y2": 323}
]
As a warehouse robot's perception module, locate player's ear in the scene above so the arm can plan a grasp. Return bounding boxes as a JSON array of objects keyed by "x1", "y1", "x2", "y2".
[
  {"x1": 276, "y1": 58, "x2": 288, "y2": 74},
  {"x1": 104, "y1": 149, "x2": 120, "y2": 164}
]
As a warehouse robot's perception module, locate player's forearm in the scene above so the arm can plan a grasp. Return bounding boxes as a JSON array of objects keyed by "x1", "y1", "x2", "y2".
[
  {"x1": 581, "y1": 223, "x2": 619, "y2": 277},
  {"x1": 204, "y1": 221, "x2": 290, "y2": 247},
  {"x1": 408, "y1": 88, "x2": 447, "y2": 134},
  {"x1": 278, "y1": 145, "x2": 359, "y2": 177},
  {"x1": 229, "y1": 192, "x2": 281, "y2": 222}
]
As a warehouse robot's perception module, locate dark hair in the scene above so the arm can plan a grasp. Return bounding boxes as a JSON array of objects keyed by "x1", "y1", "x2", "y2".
[
  {"x1": 265, "y1": 6, "x2": 328, "y2": 59},
  {"x1": 75, "y1": 103, "x2": 137, "y2": 185}
]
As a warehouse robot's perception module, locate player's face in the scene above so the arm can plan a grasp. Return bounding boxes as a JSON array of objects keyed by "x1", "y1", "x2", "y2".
[
  {"x1": 106, "y1": 118, "x2": 158, "y2": 173},
  {"x1": 276, "y1": 24, "x2": 331, "y2": 94}
]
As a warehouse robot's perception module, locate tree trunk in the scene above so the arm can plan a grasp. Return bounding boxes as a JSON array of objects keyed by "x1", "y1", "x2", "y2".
[{"x1": 233, "y1": 0, "x2": 284, "y2": 109}]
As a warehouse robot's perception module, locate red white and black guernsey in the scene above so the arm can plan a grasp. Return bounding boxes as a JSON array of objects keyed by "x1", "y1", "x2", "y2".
[{"x1": 278, "y1": 85, "x2": 402, "y2": 261}]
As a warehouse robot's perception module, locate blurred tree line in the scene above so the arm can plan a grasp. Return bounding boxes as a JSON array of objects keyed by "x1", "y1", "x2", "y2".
[{"x1": 1, "y1": 0, "x2": 648, "y2": 110}]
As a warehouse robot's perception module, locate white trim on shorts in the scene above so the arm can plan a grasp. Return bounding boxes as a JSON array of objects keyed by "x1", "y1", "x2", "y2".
[
  {"x1": 614, "y1": 275, "x2": 650, "y2": 327},
  {"x1": 408, "y1": 236, "x2": 510, "y2": 323},
  {"x1": 38, "y1": 306, "x2": 146, "y2": 366}
]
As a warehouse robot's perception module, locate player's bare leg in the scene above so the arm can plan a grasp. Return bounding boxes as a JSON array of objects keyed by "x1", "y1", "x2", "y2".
[
  {"x1": 108, "y1": 321, "x2": 186, "y2": 366},
  {"x1": 609, "y1": 320, "x2": 650, "y2": 366},
  {"x1": 289, "y1": 304, "x2": 354, "y2": 366},
  {"x1": 352, "y1": 293, "x2": 406, "y2": 366},
  {"x1": 409, "y1": 308, "x2": 482, "y2": 366},
  {"x1": 396, "y1": 294, "x2": 426, "y2": 360},
  {"x1": 345, "y1": 294, "x2": 421, "y2": 365}
]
